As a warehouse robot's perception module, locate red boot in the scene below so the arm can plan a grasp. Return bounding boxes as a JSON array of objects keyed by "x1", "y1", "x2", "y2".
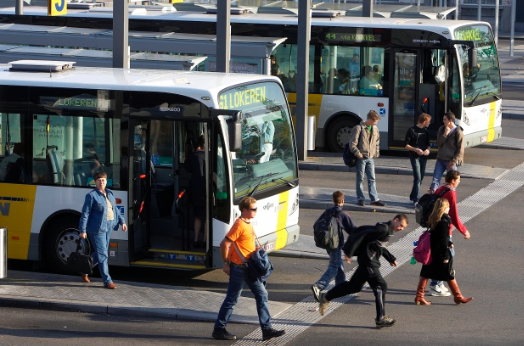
[
  {"x1": 415, "y1": 277, "x2": 431, "y2": 305},
  {"x1": 448, "y1": 279, "x2": 473, "y2": 304}
]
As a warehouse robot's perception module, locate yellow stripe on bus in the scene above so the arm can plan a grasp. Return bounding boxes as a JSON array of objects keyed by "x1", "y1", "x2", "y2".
[
  {"x1": 0, "y1": 184, "x2": 37, "y2": 260},
  {"x1": 488, "y1": 102, "x2": 496, "y2": 142},
  {"x1": 275, "y1": 191, "x2": 289, "y2": 251},
  {"x1": 288, "y1": 93, "x2": 323, "y2": 131}
]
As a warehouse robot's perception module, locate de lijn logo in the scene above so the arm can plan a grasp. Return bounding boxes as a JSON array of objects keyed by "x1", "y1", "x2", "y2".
[{"x1": 48, "y1": 0, "x2": 67, "y2": 16}]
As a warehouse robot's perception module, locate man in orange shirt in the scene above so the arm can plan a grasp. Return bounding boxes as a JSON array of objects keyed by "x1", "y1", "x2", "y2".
[{"x1": 212, "y1": 197, "x2": 286, "y2": 341}]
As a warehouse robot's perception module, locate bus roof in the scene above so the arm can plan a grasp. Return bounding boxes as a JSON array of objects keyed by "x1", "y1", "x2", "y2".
[
  {"x1": 0, "y1": 6, "x2": 492, "y2": 36},
  {"x1": 0, "y1": 62, "x2": 282, "y2": 105}
]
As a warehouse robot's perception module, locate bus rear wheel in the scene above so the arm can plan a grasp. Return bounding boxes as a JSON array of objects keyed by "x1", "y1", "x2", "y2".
[
  {"x1": 327, "y1": 117, "x2": 358, "y2": 152},
  {"x1": 43, "y1": 216, "x2": 90, "y2": 274}
]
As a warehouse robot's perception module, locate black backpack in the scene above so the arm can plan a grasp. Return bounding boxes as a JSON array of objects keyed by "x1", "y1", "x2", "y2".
[
  {"x1": 343, "y1": 142, "x2": 357, "y2": 167},
  {"x1": 342, "y1": 126, "x2": 362, "y2": 168},
  {"x1": 313, "y1": 209, "x2": 342, "y2": 250},
  {"x1": 415, "y1": 188, "x2": 450, "y2": 227}
]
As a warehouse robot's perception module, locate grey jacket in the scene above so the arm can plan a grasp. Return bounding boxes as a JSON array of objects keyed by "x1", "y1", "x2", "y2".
[
  {"x1": 349, "y1": 122, "x2": 380, "y2": 159},
  {"x1": 436, "y1": 125, "x2": 464, "y2": 165}
]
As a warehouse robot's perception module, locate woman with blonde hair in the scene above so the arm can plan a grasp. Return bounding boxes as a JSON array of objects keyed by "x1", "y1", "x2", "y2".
[{"x1": 415, "y1": 198, "x2": 473, "y2": 305}]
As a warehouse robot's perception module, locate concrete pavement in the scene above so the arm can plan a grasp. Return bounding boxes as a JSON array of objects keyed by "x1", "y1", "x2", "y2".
[{"x1": 2, "y1": 139, "x2": 522, "y2": 323}]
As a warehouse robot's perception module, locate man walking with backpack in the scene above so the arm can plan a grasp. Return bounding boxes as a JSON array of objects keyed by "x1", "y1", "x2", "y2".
[
  {"x1": 318, "y1": 214, "x2": 409, "y2": 328},
  {"x1": 311, "y1": 191, "x2": 357, "y2": 302}
]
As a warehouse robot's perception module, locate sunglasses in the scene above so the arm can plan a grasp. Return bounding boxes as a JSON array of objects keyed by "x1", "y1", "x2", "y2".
[{"x1": 249, "y1": 208, "x2": 258, "y2": 212}]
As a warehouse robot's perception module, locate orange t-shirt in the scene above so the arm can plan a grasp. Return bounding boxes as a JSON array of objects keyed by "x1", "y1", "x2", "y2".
[{"x1": 226, "y1": 218, "x2": 256, "y2": 265}]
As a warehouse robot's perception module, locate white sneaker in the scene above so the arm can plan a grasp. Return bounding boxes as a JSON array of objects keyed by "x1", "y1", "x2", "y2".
[
  {"x1": 311, "y1": 285, "x2": 321, "y2": 303},
  {"x1": 430, "y1": 284, "x2": 451, "y2": 297},
  {"x1": 439, "y1": 284, "x2": 450, "y2": 293}
]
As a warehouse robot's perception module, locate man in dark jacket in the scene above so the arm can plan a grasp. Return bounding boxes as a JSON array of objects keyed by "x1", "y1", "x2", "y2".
[
  {"x1": 318, "y1": 214, "x2": 408, "y2": 328},
  {"x1": 311, "y1": 191, "x2": 357, "y2": 302}
]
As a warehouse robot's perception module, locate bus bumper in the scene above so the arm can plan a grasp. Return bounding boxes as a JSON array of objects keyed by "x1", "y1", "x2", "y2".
[{"x1": 463, "y1": 126, "x2": 502, "y2": 148}]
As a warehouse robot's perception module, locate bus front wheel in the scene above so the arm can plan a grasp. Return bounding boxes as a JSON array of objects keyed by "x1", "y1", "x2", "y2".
[
  {"x1": 327, "y1": 117, "x2": 358, "y2": 152},
  {"x1": 44, "y1": 216, "x2": 90, "y2": 274}
]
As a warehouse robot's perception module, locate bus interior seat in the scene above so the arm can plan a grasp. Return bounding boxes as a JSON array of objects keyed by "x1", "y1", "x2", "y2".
[{"x1": 46, "y1": 146, "x2": 65, "y2": 184}]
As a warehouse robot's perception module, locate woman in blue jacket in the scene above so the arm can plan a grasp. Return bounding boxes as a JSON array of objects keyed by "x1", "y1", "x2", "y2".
[{"x1": 79, "y1": 171, "x2": 127, "y2": 288}]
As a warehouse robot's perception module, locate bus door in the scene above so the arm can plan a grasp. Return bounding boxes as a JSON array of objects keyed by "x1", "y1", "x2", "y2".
[
  {"x1": 389, "y1": 49, "x2": 419, "y2": 148},
  {"x1": 129, "y1": 117, "x2": 211, "y2": 269},
  {"x1": 420, "y1": 49, "x2": 448, "y2": 142}
]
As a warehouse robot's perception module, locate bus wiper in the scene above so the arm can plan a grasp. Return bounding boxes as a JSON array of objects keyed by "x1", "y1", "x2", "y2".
[
  {"x1": 469, "y1": 85, "x2": 488, "y2": 106},
  {"x1": 248, "y1": 172, "x2": 278, "y2": 197},
  {"x1": 271, "y1": 177, "x2": 296, "y2": 188}
]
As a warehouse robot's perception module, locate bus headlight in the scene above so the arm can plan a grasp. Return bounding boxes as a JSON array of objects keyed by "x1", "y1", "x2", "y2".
[
  {"x1": 463, "y1": 114, "x2": 470, "y2": 126},
  {"x1": 289, "y1": 194, "x2": 299, "y2": 215}
]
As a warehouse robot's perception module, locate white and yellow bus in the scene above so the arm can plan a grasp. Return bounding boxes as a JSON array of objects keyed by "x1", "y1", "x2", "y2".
[
  {"x1": 0, "y1": 4, "x2": 502, "y2": 152},
  {"x1": 0, "y1": 3, "x2": 503, "y2": 152},
  {"x1": 0, "y1": 60, "x2": 299, "y2": 272}
]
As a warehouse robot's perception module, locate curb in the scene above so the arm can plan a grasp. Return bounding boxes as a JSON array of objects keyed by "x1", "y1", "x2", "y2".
[
  {"x1": 272, "y1": 250, "x2": 329, "y2": 260},
  {"x1": 300, "y1": 199, "x2": 415, "y2": 214},
  {"x1": 299, "y1": 163, "x2": 413, "y2": 176},
  {"x1": 502, "y1": 113, "x2": 524, "y2": 120},
  {"x1": 0, "y1": 296, "x2": 198, "y2": 321},
  {"x1": 0, "y1": 296, "x2": 259, "y2": 324}
]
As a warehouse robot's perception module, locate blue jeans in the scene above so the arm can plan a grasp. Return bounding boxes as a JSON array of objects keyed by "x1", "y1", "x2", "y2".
[
  {"x1": 88, "y1": 230, "x2": 112, "y2": 285},
  {"x1": 214, "y1": 264, "x2": 272, "y2": 330},
  {"x1": 356, "y1": 157, "x2": 379, "y2": 202},
  {"x1": 409, "y1": 155, "x2": 428, "y2": 202},
  {"x1": 429, "y1": 159, "x2": 457, "y2": 192},
  {"x1": 315, "y1": 248, "x2": 346, "y2": 289}
]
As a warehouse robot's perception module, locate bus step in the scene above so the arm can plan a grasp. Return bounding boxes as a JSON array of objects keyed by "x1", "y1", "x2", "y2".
[
  {"x1": 148, "y1": 248, "x2": 206, "y2": 257},
  {"x1": 130, "y1": 259, "x2": 206, "y2": 270}
]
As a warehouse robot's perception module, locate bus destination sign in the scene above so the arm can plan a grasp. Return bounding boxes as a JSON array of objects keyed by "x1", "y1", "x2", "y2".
[
  {"x1": 219, "y1": 85, "x2": 268, "y2": 110},
  {"x1": 324, "y1": 33, "x2": 381, "y2": 43}
]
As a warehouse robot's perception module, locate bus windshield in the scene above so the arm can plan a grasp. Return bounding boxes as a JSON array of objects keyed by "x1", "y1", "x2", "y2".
[
  {"x1": 219, "y1": 82, "x2": 297, "y2": 199},
  {"x1": 455, "y1": 25, "x2": 501, "y2": 106}
]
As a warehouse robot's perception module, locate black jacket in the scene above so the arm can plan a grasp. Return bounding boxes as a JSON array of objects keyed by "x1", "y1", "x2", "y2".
[
  {"x1": 342, "y1": 221, "x2": 396, "y2": 268},
  {"x1": 420, "y1": 214, "x2": 454, "y2": 281}
]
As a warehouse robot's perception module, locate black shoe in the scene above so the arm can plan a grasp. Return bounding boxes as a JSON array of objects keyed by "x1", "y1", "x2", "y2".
[
  {"x1": 212, "y1": 328, "x2": 236, "y2": 340},
  {"x1": 262, "y1": 328, "x2": 286, "y2": 341},
  {"x1": 375, "y1": 315, "x2": 395, "y2": 328},
  {"x1": 357, "y1": 200, "x2": 365, "y2": 206},
  {"x1": 371, "y1": 200, "x2": 386, "y2": 207}
]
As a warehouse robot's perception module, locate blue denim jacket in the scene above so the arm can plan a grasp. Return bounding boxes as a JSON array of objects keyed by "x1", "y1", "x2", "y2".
[{"x1": 79, "y1": 188, "x2": 125, "y2": 234}]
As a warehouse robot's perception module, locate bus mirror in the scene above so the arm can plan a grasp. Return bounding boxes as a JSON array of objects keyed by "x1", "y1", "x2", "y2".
[
  {"x1": 469, "y1": 47, "x2": 478, "y2": 71},
  {"x1": 228, "y1": 119, "x2": 242, "y2": 152},
  {"x1": 210, "y1": 109, "x2": 243, "y2": 152}
]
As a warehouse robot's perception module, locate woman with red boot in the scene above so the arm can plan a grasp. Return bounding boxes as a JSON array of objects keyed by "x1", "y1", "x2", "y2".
[{"x1": 415, "y1": 198, "x2": 473, "y2": 305}]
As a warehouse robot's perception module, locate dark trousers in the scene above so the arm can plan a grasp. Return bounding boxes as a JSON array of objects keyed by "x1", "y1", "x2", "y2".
[{"x1": 325, "y1": 265, "x2": 387, "y2": 320}]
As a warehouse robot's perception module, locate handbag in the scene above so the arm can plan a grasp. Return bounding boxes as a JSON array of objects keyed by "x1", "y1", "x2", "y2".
[
  {"x1": 232, "y1": 233, "x2": 273, "y2": 284},
  {"x1": 66, "y1": 238, "x2": 93, "y2": 275},
  {"x1": 413, "y1": 230, "x2": 432, "y2": 265}
]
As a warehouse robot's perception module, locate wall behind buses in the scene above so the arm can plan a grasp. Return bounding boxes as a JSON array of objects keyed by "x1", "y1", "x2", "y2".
[{"x1": 0, "y1": 183, "x2": 128, "y2": 261}]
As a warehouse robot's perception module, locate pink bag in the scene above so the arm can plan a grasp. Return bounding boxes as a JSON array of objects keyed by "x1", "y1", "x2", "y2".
[{"x1": 413, "y1": 231, "x2": 432, "y2": 265}]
